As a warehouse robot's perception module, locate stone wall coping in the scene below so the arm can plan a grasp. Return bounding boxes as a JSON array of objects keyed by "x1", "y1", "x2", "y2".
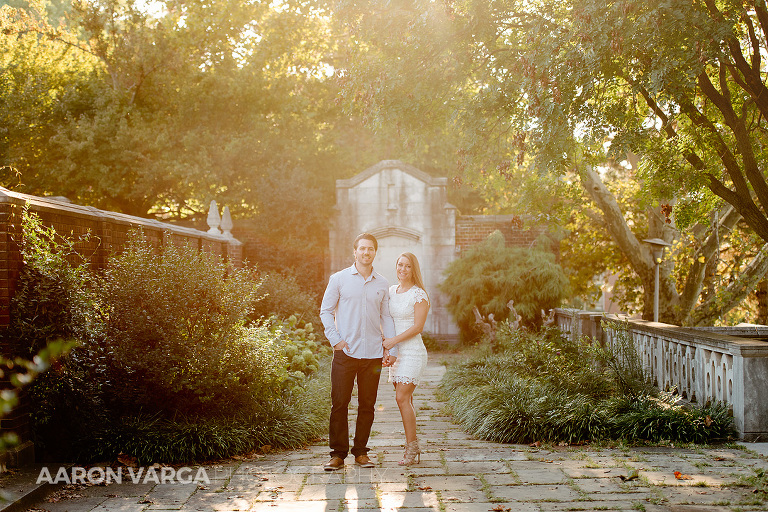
[
  {"x1": 694, "y1": 325, "x2": 768, "y2": 336},
  {"x1": 457, "y1": 214, "x2": 540, "y2": 222},
  {"x1": 555, "y1": 308, "x2": 768, "y2": 357},
  {"x1": 0, "y1": 187, "x2": 239, "y2": 245}
]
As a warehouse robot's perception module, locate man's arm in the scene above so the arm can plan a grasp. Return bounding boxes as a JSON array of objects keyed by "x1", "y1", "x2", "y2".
[{"x1": 320, "y1": 274, "x2": 344, "y2": 348}]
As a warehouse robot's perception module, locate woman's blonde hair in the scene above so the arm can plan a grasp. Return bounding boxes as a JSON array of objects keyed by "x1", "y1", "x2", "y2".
[{"x1": 396, "y1": 252, "x2": 429, "y2": 303}]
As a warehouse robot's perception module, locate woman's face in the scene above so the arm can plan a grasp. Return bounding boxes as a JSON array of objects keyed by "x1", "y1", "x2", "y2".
[{"x1": 396, "y1": 256, "x2": 413, "y2": 284}]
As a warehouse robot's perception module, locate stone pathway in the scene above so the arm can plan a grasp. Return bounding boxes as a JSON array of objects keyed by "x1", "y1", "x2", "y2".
[{"x1": 8, "y1": 356, "x2": 768, "y2": 511}]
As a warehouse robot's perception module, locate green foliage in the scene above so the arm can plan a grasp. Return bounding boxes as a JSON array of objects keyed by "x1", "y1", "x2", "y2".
[
  {"x1": 97, "y1": 234, "x2": 275, "y2": 417},
  {"x1": 607, "y1": 394, "x2": 733, "y2": 445},
  {"x1": 594, "y1": 321, "x2": 656, "y2": 399},
  {"x1": 440, "y1": 324, "x2": 735, "y2": 445},
  {"x1": 28, "y1": 343, "x2": 108, "y2": 459},
  {"x1": 1, "y1": 0, "x2": 341, "y2": 217},
  {"x1": 0, "y1": 339, "x2": 74, "y2": 454},
  {"x1": 3, "y1": 206, "x2": 94, "y2": 356},
  {"x1": 264, "y1": 315, "x2": 331, "y2": 391},
  {"x1": 72, "y1": 374, "x2": 329, "y2": 464},
  {"x1": 440, "y1": 231, "x2": 569, "y2": 340},
  {"x1": 326, "y1": 0, "x2": 768, "y2": 325},
  {"x1": 487, "y1": 325, "x2": 620, "y2": 398},
  {"x1": 11, "y1": 214, "x2": 330, "y2": 462},
  {"x1": 250, "y1": 271, "x2": 321, "y2": 327},
  {"x1": 0, "y1": 2, "x2": 100, "y2": 186},
  {"x1": 421, "y1": 331, "x2": 453, "y2": 352}
]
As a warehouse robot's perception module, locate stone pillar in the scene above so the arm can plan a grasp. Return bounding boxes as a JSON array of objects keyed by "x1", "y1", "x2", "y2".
[{"x1": 733, "y1": 344, "x2": 768, "y2": 440}]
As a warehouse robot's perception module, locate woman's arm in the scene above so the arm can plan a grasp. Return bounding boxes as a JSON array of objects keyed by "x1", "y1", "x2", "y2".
[{"x1": 382, "y1": 299, "x2": 429, "y2": 350}]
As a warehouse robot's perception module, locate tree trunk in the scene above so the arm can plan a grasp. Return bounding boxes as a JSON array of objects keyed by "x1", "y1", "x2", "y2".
[{"x1": 580, "y1": 166, "x2": 679, "y2": 322}]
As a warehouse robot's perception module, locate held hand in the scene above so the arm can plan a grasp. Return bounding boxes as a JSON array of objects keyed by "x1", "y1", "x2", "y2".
[
  {"x1": 382, "y1": 349, "x2": 391, "y2": 367},
  {"x1": 385, "y1": 355, "x2": 397, "y2": 366},
  {"x1": 334, "y1": 340, "x2": 348, "y2": 351},
  {"x1": 382, "y1": 337, "x2": 398, "y2": 350}
]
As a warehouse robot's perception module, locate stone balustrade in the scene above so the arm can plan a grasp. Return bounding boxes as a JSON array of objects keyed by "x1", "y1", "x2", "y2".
[{"x1": 554, "y1": 308, "x2": 768, "y2": 441}]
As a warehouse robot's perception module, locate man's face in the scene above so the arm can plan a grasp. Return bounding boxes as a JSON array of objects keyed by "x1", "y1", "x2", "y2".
[{"x1": 354, "y1": 239, "x2": 376, "y2": 266}]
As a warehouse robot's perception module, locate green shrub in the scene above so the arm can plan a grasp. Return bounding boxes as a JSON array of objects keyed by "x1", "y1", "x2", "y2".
[
  {"x1": 421, "y1": 331, "x2": 454, "y2": 352},
  {"x1": 21, "y1": 223, "x2": 330, "y2": 463},
  {"x1": 97, "y1": 235, "x2": 280, "y2": 417},
  {"x1": 591, "y1": 320, "x2": 656, "y2": 399},
  {"x1": 73, "y1": 372, "x2": 329, "y2": 464},
  {"x1": 264, "y1": 314, "x2": 332, "y2": 391},
  {"x1": 0, "y1": 339, "x2": 75, "y2": 455},
  {"x1": 33, "y1": 325, "x2": 330, "y2": 463},
  {"x1": 472, "y1": 326, "x2": 616, "y2": 399},
  {"x1": 440, "y1": 324, "x2": 735, "y2": 445},
  {"x1": 607, "y1": 394, "x2": 734, "y2": 444},
  {"x1": 28, "y1": 344, "x2": 109, "y2": 460},
  {"x1": 3, "y1": 206, "x2": 95, "y2": 357},
  {"x1": 250, "y1": 271, "x2": 321, "y2": 327},
  {"x1": 440, "y1": 231, "x2": 569, "y2": 341}
]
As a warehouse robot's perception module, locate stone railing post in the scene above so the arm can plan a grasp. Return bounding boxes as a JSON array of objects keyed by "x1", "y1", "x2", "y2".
[
  {"x1": 207, "y1": 200, "x2": 221, "y2": 235},
  {"x1": 220, "y1": 206, "x2": 233, "y2": 239}
]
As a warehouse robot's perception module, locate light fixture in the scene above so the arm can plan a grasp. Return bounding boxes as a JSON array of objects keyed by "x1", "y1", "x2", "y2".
[{"x1": 643, "y1": 238, "x2": 672, "y2": 322}]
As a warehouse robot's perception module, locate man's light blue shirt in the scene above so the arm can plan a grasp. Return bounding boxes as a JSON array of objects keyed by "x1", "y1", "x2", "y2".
[{"x1": 320, "y1": 264, "x2": 398, "y2": 359}]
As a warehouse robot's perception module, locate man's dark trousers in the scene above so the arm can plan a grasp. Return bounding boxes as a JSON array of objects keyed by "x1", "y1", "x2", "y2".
[{"x1": 329, "y1": 350, "x2": 382, "y2": 459}]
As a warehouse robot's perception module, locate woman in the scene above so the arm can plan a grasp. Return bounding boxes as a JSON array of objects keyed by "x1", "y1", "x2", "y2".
[{"x1": 382, "y1": 252, "x2": 429, "y2": 465}]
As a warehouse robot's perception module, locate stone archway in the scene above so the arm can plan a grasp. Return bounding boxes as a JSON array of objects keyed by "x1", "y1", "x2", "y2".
[{"x1": 368, "y1": 226, "x2": 423, "y2": 286}]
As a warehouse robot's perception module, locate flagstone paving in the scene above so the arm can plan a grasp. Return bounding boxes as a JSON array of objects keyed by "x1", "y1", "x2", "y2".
[{"x1": 7, "y1": 355, "x2": 768, "y2": 511}]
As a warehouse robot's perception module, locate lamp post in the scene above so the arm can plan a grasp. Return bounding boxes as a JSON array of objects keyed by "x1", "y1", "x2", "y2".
[{"x1": 642, "y1": 238, "x2": 672, "y2": 323}]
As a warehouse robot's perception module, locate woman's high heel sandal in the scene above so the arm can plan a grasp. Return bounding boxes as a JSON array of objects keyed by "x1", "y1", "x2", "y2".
[{"x1": 399, "y1": 440, "x2": 421, "y2": 465}]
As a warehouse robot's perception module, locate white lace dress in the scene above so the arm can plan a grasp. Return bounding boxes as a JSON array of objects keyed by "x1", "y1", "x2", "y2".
[{"x1": 388, "y1": 285, "x2": 429, "y2": 385}]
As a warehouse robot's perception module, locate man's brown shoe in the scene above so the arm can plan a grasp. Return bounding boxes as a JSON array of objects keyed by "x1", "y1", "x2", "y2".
[
  {"x1": 324, "y1": 457, "x2": 344, "y2": 471},
  {"x1": 355, "y1": 454, "x2": 375, "y2": 468}
]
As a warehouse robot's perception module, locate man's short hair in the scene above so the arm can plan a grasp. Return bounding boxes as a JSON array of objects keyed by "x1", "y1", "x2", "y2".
[{"x1": 353, "y1": 233, "x2": 378, "y2": 251}]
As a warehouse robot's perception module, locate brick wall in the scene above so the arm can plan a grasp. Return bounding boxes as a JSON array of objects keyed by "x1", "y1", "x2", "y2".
[
  {"x1": 0, "y1": 187, "x2": 242, "y2": 466},
  {"x1": 455, "y1": 214, "x2": 551, "y2": 253}
]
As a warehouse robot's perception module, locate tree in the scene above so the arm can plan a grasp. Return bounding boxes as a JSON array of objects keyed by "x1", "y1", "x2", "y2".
[
  {"x1": 0, "y1": 0, "x2": 342, "y2": 293},
  {"x1": 327, "y1": 0, "x2": 768, "y2": 325},
  {"x1": 2, "y1": 0, "x2": 479, "y2": 296},
  {"x1": 2, "y1": 0, "x2": 343, "y2": 217},
  {"x1": 440, "y1": 230, "x2": 569, "y2": 340}
]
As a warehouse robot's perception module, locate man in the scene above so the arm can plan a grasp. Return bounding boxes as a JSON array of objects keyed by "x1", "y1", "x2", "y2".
[{"x1": 320, "y1": 233, "x2": 397, "y2": 471}]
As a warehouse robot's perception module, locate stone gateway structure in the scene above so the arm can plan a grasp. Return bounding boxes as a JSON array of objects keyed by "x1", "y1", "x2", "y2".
[
  {"x1": 328, "y1": 161, "x2": 459, "y2": 337},
  {"x1": 327, "y1": 160, "x2": 552, "y2": 339}
]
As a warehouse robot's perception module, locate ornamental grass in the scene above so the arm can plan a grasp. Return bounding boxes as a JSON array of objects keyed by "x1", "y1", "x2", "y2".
[{"x1": 439, "y1": 324, "x2": 734, "y2": 445}]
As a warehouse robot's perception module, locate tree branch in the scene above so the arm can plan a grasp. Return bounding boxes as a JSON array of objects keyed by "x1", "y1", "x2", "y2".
[
  {"x1": 706, "y1": 174, "x2": 768, "y2": 241},
  {"x1": 688, "y1": 243, "x2": 768, "y2": 326},
  {"x1": 755, "y1": 0, "x2": 768, "y2": 55},
  {"x1": 579, "y1": 166, "x2": 653, "y2": 277},
  {"x1": 698, "y1": 68, "x2": 768, "y2": 217},
  {"x1": 744, "y1": 12, "x2": 761, "y2": 72},
  {"x1": 636, "y1": 85, "x2": 709, "y2": 174},
  {"x1": 637, "y1": 84, "x2": 768, "y2": 238},
  {"x1": 678, "y1": 206, "x2": 741, "y2": 322},
  {"x1": 678, "y1": 96, "x2": 750, "y2": 198},
  {"x1": 722, "y1": 17, "x2": 768, "y2": 121}
]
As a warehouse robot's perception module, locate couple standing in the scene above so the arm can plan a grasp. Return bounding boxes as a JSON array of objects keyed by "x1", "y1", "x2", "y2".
[{"x1": 320, "y1": 233, "x2": 429, "y2": 471}]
